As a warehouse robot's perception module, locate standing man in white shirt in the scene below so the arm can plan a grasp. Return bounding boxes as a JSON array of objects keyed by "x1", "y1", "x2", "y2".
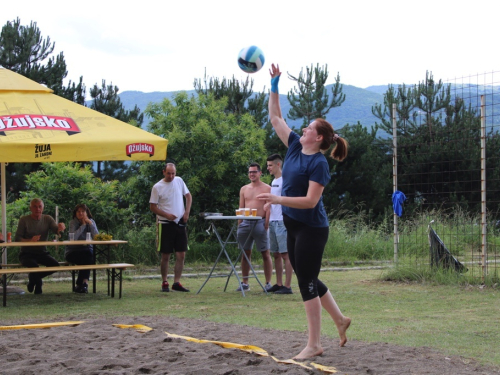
[
  {"x1": 266, "y1": 154, "x2": 293, "y2": 294},
  {"x1": 150, "y1": 163, "x2": 192, "y2": 292}
]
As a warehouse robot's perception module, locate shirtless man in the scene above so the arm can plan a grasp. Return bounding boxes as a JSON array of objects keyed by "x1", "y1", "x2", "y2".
[{"x1": 236, "y1": 163, "x2": 273, "y2": 292}]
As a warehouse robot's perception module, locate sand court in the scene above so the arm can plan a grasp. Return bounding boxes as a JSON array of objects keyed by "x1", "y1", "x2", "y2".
[{"x1": 0, "y1": 316, "x2": 498, "y2": 374}]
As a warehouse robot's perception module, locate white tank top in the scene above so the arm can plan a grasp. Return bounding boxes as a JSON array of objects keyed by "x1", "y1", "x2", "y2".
[{"x1": 270, "y1": 176, "x2": 283, "y2": 221}]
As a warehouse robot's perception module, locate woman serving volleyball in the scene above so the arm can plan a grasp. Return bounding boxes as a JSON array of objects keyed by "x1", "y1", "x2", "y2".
[{"x1": 257, "y1": 63, "x2": 351, "y2": 360}]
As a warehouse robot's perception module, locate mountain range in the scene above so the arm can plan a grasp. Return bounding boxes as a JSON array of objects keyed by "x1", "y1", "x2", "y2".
[
  {"x1": 118, "y1": 83, "x2": 500, "y2": 137},
  {"x1": 119, "y1": 84, "x2": 389, "y2": 135}
]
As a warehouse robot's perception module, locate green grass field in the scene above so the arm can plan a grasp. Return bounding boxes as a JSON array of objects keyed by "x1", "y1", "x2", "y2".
[{"x1": 2, "y1": 268, "x2": 499, "y2": 369}]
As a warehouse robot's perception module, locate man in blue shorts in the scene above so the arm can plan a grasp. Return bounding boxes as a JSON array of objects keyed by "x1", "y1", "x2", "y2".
[
  {"x1": 236, "y1": 163, "x2": 273, "y2": 292},
  {"x1": 266, "y1": 154, "x2": 293, "y2": 294}
]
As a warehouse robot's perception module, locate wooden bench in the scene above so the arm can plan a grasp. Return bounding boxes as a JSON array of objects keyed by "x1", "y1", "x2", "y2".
[
  {"x1": 1, "y1": 262, "x2": 70, "y2": 267},
  {"x1": 1, "y1": 262, "x2": 75, "y2": 289},
  {"x1": 0, "y1": 263, "x2": 135, "y2": 307}
]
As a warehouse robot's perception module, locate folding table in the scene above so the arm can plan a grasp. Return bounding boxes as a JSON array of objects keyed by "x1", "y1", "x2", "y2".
[{"x1": 197, "y1": 215, "x2": 267, "y2": 296}]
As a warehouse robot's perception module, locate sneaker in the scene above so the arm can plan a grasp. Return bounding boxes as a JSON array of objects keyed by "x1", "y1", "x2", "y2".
[
  {"x1": 267, "y1": 283, "x2": 282, "y2": 293},
  {"x1": 75, "y1": 283, "x2": 88, "y2": 294},
  {"x1": 34, "y1": 280, "x2": 43, "y2": 295},
  {"x1": 172, "y1": 282, "x2": 190, "y2": 292},
  {"x1": 236, "y1": 283, "x2": 250, "y2": 292},
  {"x1": 274, "y1": 286, "x2": 293, "y2": 295},
  {"x1": 264, "y1": 282, "x2": 273, "y2": 292},
  {"x1": 161, "y1": 281, "x2": 170, "y2": 292}
]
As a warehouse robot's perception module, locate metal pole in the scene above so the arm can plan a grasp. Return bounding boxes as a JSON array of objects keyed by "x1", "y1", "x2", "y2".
[
  {"x1": 480, "y1": 95, "x2": 487, "y2": 281},
  {"x1": 392, "y1": 103, "x2": 398, "y2": 264},
  {"x1": 1, "y1": 162, "x2": 7, "y2": 265}
]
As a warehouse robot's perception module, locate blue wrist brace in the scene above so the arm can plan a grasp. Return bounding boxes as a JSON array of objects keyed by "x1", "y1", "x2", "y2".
[{"x1": 271, "y1": 76, "x2": 280, "y2": 93}]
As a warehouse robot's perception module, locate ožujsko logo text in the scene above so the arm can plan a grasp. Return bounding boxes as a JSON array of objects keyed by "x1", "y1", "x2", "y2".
[
  {"x1": 126, "y1": 143, "x2": 155, "y2": 157},
  {"x1": 0, "y1": 114, "x2": 81, "y2": 133}
]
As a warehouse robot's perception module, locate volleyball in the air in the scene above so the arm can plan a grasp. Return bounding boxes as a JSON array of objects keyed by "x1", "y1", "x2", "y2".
[{"x1": 237, "y1": 46, "x2": 265, "y2": 74}]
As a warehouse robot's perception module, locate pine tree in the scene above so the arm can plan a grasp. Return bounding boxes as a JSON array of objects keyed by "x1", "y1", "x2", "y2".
[
  {"x1": 416, "y1": 71, "x2": 451, "y2": 139},
  {"x1": 194, "y1": 73, "x2": 260, "y2": 117},
  {"x1": 287, "y1": 63, "x2": 345, "y2": 127},
  {"x1": 0, "y1": 18, "x2": 87, "y2": 193},
  {"x1": 372, "y1": 83, "x2": 418, "y2": 137},
  {"x1": 372, "y1": 72, "x2": 488, "y2": 215},
  {"x1": 324, "y1": 122, "x2": 392, "y2": 221},
  {"x1": 0, "y1": 18, "x2": 86, "y2": 104}
]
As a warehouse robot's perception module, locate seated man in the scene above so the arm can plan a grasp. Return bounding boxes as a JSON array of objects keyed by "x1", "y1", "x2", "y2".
[{"x1": 15, "y1": 198, "x2": 66, "y2": 294}]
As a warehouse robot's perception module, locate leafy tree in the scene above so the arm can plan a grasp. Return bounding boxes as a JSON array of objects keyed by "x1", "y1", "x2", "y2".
[
  {"x1": 6, "y1": 163, "x2": 126, "y2": 235},
  {"x1": 118, "y1": 162, "x2": 165, "y2": 226},
  {"x1": 133, "y1": 92, "x2": 267, "y2": 237},
  {"x1": 193, "y1": 72, "x2": 287, "y2": 157},
  {"x1": 0, "y1": 18, "x2": 86, "y2": 104},
  {"x1": 88, "y1": 80, "x2": 144, "y2": 180},
  {"x1": 287, "y1": 63, "x2": 345, "y2": 127},
  {"x1": 263, "y1": 120, "x2": 288, "y2": 160}
]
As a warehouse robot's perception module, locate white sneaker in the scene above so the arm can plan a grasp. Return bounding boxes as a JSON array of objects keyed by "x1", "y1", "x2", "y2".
[
  {"x1": 236, "y1": 283, "x2": 250, "y2": 292},
  {"x1": 264, "y1": 282, "x2": 273, "y2": 291}
]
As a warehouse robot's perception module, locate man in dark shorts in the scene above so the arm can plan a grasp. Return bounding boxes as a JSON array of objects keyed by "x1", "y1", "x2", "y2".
[{"x1": 150, "y1": 163, "x2": 192, "y2": 292}]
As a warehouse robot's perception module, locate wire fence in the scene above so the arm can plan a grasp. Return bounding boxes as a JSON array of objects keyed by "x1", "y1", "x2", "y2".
[{"x1": 395, "y1": 71, "x2": 500, "y2": 283}]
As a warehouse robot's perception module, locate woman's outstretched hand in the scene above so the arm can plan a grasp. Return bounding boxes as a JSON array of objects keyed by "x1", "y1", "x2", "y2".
[{"x1": 270, "y1": 63, "x2": 281, "y2": 78}]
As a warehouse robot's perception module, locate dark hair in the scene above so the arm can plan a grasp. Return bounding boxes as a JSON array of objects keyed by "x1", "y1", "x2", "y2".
[
  {"x1": 72, "y1": 204, "x2": 93, "y2": 220},
  {"x1": 248, "y1": 162, "x2": 261, "y2": 172},
  {"x1": 266, "y1": 154, "x2": 283, "y2": 163},
  {"x1": 314, "y1": 118, "x2": 348, "y2": 161}
]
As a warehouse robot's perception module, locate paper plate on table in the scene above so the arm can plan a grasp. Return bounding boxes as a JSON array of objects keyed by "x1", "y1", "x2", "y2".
[{"x1": 199, "y1": 212, "x2": 223, "y2": 217}]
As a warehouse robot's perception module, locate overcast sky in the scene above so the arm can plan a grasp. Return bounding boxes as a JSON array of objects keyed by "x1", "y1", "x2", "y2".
[{"x1": 3, "y1": 0, "x2": 498, "y2": 96}]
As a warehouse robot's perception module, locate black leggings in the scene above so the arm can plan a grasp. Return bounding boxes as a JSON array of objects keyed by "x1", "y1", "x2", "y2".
[{"x1": 283, "y1": 215, "x2": 329, "y2": 302}]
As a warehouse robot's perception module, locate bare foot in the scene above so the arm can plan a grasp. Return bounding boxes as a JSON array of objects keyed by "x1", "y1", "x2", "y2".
[
  {"x1": 338, "y1": 316, "x2": 351, "y2": 347},
  {"x1": 293, "y1": 345, "x2": 323, "y2": 360}
]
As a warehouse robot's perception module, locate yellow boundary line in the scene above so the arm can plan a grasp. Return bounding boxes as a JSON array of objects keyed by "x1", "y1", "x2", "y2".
[
  {"x1": 0, "y1": 321, "x2": 84, "y2": 330},
  {"x1": 164, "y1": 331, "x2": 337, "y2": 373},
  {"x1": 0, "y1": 321, "x2": 337, "y2": 373}
]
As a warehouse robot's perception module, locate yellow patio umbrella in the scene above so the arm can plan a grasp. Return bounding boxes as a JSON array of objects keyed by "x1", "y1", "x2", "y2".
[
  {"x1": 0, "y1": 68, "x2": 167, "y2": 162},
  {"x1": 0, "y1": 68, "x2": 168, "y2": 262}
]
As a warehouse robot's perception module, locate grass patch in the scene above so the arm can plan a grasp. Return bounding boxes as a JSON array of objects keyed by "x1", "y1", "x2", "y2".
[
  {"x1": 2, "y1": 269, "x2": 500, "y2": 369},
  {"x1": 382, "y1": 261, "x2": 500, "y2": 286}
]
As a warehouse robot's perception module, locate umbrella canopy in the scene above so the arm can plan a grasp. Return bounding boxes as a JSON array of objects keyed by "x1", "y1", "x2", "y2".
[
  {"x1": 0, "y1": 68, "x2": 168, "y2": 260},
  {"x1": 0, "y1": 68, "x2": 168, "y2": 162}
]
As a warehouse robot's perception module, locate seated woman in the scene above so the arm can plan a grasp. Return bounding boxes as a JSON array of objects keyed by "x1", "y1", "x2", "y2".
[{"x1": 65, "y1": 204, "x2": 99, "y2": 293}]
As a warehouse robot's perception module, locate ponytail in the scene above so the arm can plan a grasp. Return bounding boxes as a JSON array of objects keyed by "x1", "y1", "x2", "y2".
[
  {"x1": 330, "y1": 135, "x2": 348, "y2": 161},
  {"x1": 314, "y1": 118, "x2": 349, "y2": 161}
]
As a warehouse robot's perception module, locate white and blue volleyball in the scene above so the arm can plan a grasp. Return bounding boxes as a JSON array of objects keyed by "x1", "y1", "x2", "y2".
[{"x1": 237, "y1": 46, "x2": 265, "y2": 74}]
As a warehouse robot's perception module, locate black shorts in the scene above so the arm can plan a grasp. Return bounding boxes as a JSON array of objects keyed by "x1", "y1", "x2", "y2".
[{"x1": 157, "y1": 221, "x2": 188, "y2": 254}]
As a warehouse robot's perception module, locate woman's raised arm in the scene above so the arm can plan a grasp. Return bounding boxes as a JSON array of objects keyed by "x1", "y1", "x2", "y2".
[{"x1": 269, "y1": 63, "x2": 291, "y2": 147}]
